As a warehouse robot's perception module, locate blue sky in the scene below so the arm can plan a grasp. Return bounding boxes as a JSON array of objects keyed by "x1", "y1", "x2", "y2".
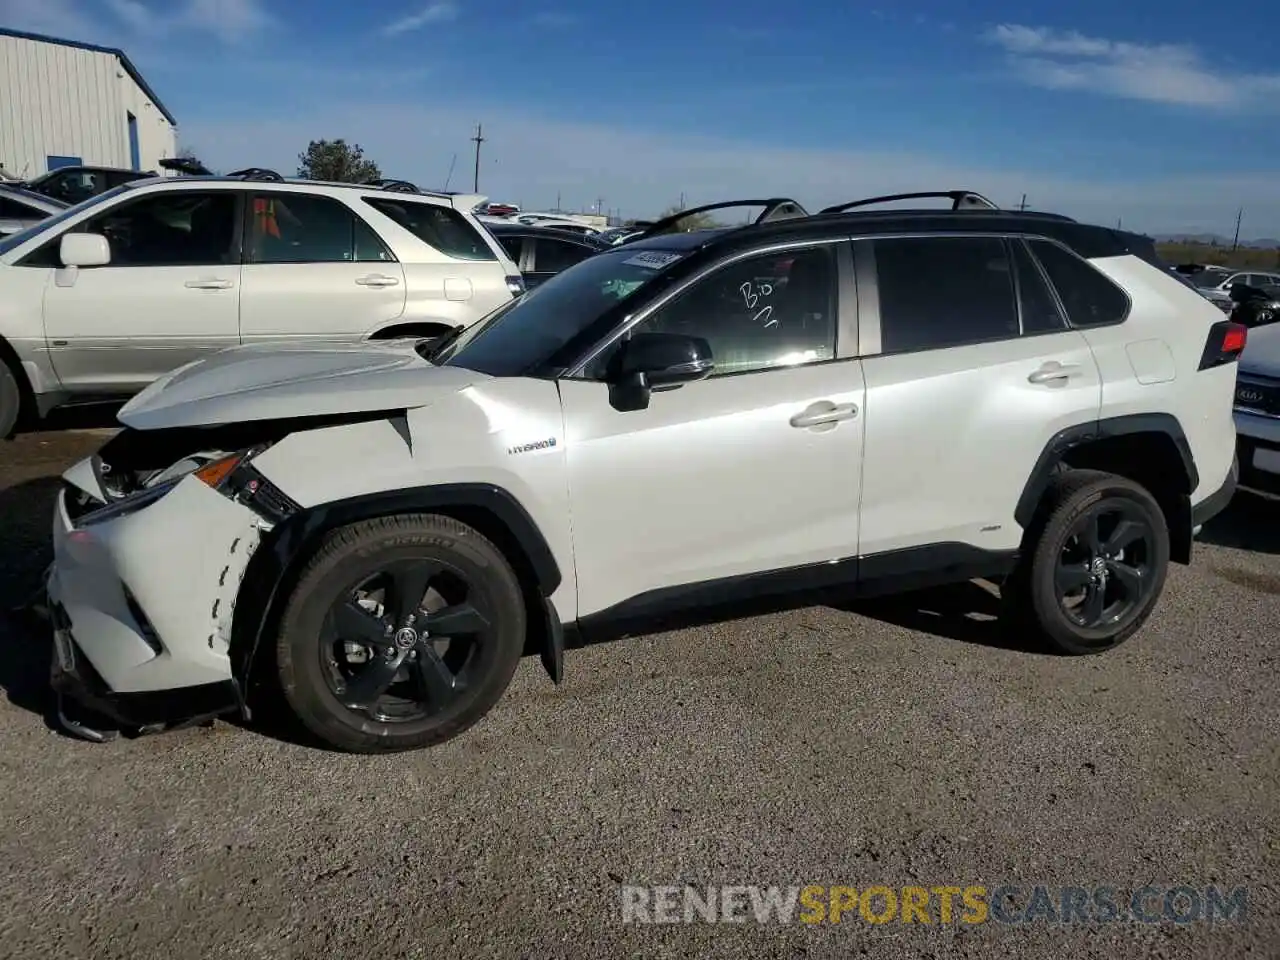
[{"x1": 3, "y1": 0, "x2": 1279, "y2": 236}]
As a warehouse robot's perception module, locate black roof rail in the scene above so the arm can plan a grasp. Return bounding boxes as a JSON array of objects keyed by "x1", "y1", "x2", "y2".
[
  {"x1": 159, "y1": 156, "x2": 212, "y2": 176},
  {"x1": 227, "y1": 167, "x2": 285, "y2": 182},
  {"x1": 636, "y1": 198, "x2": 809, "y2": 240},
  {"x1": 364, "y1": 178, "x2": 421, "y2": 194},
  {"x1": 820, "y1": 190, "x2": 1000, "y2": 214}
]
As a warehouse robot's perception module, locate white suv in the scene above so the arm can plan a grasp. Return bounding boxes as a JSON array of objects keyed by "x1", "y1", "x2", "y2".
[
  {"x1": 40, "y1": 191, "x2": 1244, "y2": 753},
  {"x1": 0, "y1": 171, "x2": 522, "y2": 437}
]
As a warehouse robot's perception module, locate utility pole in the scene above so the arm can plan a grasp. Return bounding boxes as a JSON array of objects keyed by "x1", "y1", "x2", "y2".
[
  {"x1": 1017, "y1": 193, "x2": 1028, "y2": 211},
  {"x1": 470, "y1": 123, "x2": 485, "y2": 193},
  {"x1": 555, "y1": 190, "x2": 561, "y2": 212},
  {"x1": 1231, "y1": 206, "x2": 1243, "y2": 253},
  {"x1": 595, "y1": 196, "x2": 604, "y2": 215}
]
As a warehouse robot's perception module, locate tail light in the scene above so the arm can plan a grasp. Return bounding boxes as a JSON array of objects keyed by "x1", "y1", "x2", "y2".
[{"x1": 1198, "y1": 320, "x2": 1247, "y2": 370}]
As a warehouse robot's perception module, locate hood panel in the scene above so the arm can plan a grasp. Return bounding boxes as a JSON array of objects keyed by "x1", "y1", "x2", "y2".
[
  {"x1": 118, "y1": 340, "x2": 487, "y2": 430},
  {"x1": 1240, "y1": 323, "x2": 1280, "y2": 381}
]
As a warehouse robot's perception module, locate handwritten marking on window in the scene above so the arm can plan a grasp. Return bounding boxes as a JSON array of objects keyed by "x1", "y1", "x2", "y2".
[{"x1": 740, "y1": 280, "x2": 778, "y2": 327}]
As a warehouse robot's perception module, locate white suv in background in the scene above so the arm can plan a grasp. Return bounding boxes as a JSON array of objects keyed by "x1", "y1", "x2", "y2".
[{"x1": 0, "y1": 172, "x2": 522, "y2": 436}]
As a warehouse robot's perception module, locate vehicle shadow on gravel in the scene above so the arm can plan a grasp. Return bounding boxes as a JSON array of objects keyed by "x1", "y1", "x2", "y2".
[
  {"x1": 837, "y1": 580, "x2": 1049, "y2": 653},
  {"x1": 15, "y1": 402, "x2": 123, "y2": 435},
  {"x1": 0, "y1": 477, "x2": 61, "y2": 724},
  {"x1": 1197, "y1": 492, "x2": 1280, "y2": 555}
]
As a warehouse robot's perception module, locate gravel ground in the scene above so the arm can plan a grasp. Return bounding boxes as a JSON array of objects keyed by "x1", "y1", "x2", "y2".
[{"x1": 0, "y1": 424, "x2": 1276, "y2": 960}]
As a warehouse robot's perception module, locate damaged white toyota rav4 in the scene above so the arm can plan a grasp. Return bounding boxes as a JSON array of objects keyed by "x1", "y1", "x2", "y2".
[{"x1": 44, "y1": 193, "x2": 1244, "y2": 753}]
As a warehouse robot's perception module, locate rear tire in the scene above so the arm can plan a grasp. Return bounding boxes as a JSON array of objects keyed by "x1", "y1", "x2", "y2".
[
  {"x1": 0, "y1": 361, "x2": 21, "y2": 439},
  {"x1": 275, "y1": 514, "x2": 527, "y2": 753},
  {"x1": 1006, "y1": 469, "x2": 1170, "y2": 655}
]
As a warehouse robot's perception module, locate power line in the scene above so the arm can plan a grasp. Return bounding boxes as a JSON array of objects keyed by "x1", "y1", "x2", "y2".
[{"x1": 470, "y1": 123, "x2": 485, "y2": 193}]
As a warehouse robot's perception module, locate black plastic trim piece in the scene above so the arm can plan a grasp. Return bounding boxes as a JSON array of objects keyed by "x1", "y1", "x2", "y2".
[
  {"x1": 635, "y1": 198, "x2": 809, "y2": 240},
  {"x1": 571, "y1": 543, "x2": 1018, "y2": 643},
  {"x1": 541, "y1": 595, "x2": 565, "y2": 684},
  {"x1": 1192, "y1": 460, "x2": 1238, "y2": 527},
  {"x1": 820, "y1": 190, "x2": 1004, "y2": 214},
  {"x1": 855, "y1": 543, "x2": 1019, "y2": 598},
  {"x1": 1014, "y1": 414, "x2": 1199, "y2": 529},
  {"x1": 300, "y1": 483, "x2": 561, "y2": 592},
  {"x1": 50, "y1": 607, "x2": 241, "y2": 730}
]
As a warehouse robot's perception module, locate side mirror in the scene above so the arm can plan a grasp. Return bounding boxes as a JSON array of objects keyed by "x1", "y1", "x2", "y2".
[
  {"x1": 59, "y1": 232, "x2": 111, "y2": 268},
  {"x1": 607, "y1": 332, "x2": 714, "y2": 411}
]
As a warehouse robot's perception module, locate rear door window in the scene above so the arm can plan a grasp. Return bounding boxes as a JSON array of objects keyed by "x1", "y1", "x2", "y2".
[
  {"x1": 248, "y1": 192, "x2": 394, "y2": 264},
  {"x1": 873, "y1": 236, "x2": 1020, "y2": 353}
]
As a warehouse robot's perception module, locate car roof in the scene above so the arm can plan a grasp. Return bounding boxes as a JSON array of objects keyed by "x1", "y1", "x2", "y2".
[
  {"x1": 121, "y1": 174, "x2": 470, "y2": 207},
  {"x1": 624, "y1": 209, "x2": 1148, "y2": 261}
]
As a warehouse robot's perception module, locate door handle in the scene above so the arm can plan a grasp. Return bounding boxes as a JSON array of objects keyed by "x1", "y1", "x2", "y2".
[
  {"x1": 184, "y1": 279, "x2": 233, "y2": 290},
  {"x1": 355, "y1": 274, "x2": 400, "y2": 287},
  {"x1": 790, "y1": 400, "x2": 859, "y2": 429},
  {"x1": 1028, "y1": 361, "x2": 1081, "y2": 384}
]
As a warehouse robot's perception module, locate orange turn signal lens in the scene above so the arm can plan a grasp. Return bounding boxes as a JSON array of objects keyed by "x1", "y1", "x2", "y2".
[{"x1": 193, "y1": 453, "x2": 244, "y2": 489}]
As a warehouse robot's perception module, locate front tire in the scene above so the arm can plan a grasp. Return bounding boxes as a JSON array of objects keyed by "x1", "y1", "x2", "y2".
[
  {"x1": 1008, "y1": 470, "x2": 1170, "y2": 655},
  {"x1": 275, "y1": 514, "x2": 527, "y2": 753}
]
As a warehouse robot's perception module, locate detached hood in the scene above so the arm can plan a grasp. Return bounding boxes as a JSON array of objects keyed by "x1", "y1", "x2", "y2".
[
  {"x1": 1239, "y1": 323, "x2": 1280, "y2": 381},
  {"x1": 118, "y1": 339, "x2": 488, "y2": 430}
]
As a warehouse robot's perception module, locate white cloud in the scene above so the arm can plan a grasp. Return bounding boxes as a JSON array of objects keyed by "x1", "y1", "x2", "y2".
[
  {"x1": 986, "y1": 23, "x2": 1280, "y2": 109},
  {"x1": 381, "y1": 2, "x2": 458, "y2": 36},
  {"x1": 179, "y1": 0, "x2": 272, "y2": 41},
  {"x1": 180, "y1": 99, "x2": 1280, "y2": 236},
  {"x1": 104, "y1": 0, "x2": 158, "y2": 35}
]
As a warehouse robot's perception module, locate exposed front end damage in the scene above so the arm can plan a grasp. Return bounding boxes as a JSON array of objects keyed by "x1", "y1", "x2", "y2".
[{"x1": 45, "y1": 424, "x2": 309, "y2": 741}]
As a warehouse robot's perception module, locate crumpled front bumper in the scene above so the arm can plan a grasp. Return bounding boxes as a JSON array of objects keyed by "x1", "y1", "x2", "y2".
[{"x1": 46, "y1": 468, "x2": 270, "y2": 737}]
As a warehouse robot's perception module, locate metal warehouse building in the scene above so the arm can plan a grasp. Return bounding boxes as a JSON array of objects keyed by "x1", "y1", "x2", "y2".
[{"x1": 0, "y1": 28, "x2": 177, "y2": 180}]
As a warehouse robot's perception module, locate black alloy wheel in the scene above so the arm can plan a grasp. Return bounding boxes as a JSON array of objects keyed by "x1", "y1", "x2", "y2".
[
  {"x1": 276, "y1": 514, "x2": 527, "y2": 753},
  {"x1": 1054, "y1": 501, "x2": 1155, "y2": 634},
  {"x1": 1008, "y1": 469, "x2": 1171, "y2": 655},
  {"x1": 323, "y1": 560, "x2": 493, "y2": 723}
]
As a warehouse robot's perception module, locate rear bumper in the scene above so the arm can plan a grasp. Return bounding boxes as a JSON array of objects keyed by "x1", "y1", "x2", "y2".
[{"x1": 1191, "y1": 457, "x2": 1238, "y2": 527}]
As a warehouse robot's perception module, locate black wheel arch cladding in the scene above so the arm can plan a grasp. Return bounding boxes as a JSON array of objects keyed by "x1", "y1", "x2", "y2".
[
  {"x1": 229, "y1": 482, "x2": 563, "y2": 699},
  {"x1": 1015, "y1": 413, "x2": 1200, "y2": 530}
]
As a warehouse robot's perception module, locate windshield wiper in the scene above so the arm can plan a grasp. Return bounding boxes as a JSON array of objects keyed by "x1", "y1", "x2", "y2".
[{"x1": 420, "y1": 324, "x2": 467, "y2": 363}]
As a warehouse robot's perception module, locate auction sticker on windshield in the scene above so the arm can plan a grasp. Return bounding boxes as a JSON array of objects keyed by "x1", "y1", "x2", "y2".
[{"x1": 623, "y1": 251, "x2": 684, "y2": 270}]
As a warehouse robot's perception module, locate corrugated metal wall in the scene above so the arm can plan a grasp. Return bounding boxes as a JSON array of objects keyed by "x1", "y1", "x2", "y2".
[{"x1": 0, "y1": 36, "x2": 176, "y2": 179}]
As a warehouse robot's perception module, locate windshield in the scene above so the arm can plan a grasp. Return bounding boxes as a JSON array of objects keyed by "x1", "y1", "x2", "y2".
[
  {"x1": 433, "y1": 246, "x2": 688, "y2": 375},
  {"x1": 0, "y1": 184, "x2": 129, "y2": 257}
]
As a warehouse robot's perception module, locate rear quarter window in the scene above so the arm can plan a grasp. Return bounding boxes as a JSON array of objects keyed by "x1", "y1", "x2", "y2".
[
  {"x1": 1028, "y1": 239, "x2": 1131, "y2": 327},
  {"x1": 363, "y1": 197, "x2": 496, "y2": 261}
]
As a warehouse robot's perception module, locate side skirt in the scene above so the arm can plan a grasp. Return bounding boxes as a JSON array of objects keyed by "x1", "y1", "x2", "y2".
[{"x1": 566, "y1": 543, "x2": 1019, "y2": 647}]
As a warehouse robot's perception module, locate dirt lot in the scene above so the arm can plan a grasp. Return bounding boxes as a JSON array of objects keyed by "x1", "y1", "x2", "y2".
[{"x1": 0, "y1": 424, "x2": 1277, "y2": 960}]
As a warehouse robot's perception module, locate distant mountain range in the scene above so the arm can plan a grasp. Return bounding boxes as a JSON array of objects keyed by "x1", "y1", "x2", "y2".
[{"x1": 1152, "y1": 233, "x2": 1280, "y2": 248}]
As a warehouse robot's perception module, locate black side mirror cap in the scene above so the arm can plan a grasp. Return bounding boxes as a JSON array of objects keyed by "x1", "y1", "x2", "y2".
[{"x1": 607, "y1": 332, "x2": 714, "y2": 411}]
